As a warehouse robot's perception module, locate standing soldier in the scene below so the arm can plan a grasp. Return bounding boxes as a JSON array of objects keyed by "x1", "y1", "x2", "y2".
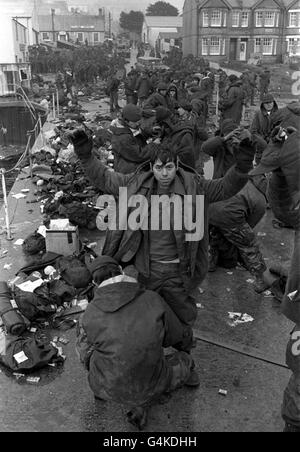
[
  {"x1": 251, "y1": 127, "x2": 300, "y2": 432},
  {"x1": 259, "y1": 67, "x2": 271, "y2": 101}
]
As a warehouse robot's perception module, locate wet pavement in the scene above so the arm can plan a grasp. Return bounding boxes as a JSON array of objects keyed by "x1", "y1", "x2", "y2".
[{"x1": 0, "y1": 101, "x2": 295, "y2": 433}]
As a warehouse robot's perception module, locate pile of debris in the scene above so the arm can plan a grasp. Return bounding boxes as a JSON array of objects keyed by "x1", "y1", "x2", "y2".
[{"x1": 30, "y1": 117, "x2": 114, "y2": 230}]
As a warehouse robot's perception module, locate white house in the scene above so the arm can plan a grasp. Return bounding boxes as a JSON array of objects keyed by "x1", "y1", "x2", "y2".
[
  {"x1": 0, "y1": 1, "x2": 39, "y2": 95},
  {"x1": 142, "y1": 16, "x2": 183, "y2": 47}
]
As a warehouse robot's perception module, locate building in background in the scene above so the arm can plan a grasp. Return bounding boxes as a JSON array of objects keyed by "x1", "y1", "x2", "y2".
[
  {"x1": 182, "y1": 0, "x2": 300, "y2": 63},
  {"x1": 142, "y1": 16, "x2": 183, "y2": 47},
  {"x1": 0, "y1": 1, "x2": 39, "y2": 95},
  {"x1": 157, "y1": 31, "x2": 182, "y2": 54},
  {"x1": 38, "y1": 10, "x2": 105, "y2": 45}
]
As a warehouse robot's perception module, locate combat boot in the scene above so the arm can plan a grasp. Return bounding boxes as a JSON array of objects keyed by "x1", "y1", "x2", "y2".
[{"x1": 253, "y1": 274, "x2": 269, "y2": 294}]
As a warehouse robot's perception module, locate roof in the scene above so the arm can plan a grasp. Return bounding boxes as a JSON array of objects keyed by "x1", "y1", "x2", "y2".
[
  {"x1": 158, "y1": 31, "x2": 182, "y2": 39},
  {"x1": 187, "y1": 0, "x2": 288, "y2": 7},
  {"x1": 144, "y1": 16, "x2": 183, "y2": 28},
  {"x1": 38, "y1": 14, "x2": 105, "y2": 32}
]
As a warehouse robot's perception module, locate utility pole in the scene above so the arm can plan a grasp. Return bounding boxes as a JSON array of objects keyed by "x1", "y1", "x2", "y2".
[{"x1": 51, "y1": 9, "x2": 55, "y2": 42}]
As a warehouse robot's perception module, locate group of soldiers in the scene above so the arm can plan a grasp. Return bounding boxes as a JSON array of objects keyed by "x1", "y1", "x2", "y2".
[{"x1": 67, "y1": 62, "x2": 299, "y2": 431}]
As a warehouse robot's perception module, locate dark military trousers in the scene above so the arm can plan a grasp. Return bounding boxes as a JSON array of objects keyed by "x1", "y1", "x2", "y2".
[{"x1": 210, "y1": 223, "x2": 266, "y2": 276}]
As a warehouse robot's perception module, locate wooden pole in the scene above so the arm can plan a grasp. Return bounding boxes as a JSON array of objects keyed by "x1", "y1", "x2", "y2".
[
  {"x1": 56, "y1": 90, "x2": 60, "y2": 117},
  {"x1": 1, "y1": 169, "x2": 12, "y2": 241},
  {"x1": 52, "y1": 93, "x2": 56, "y2": 119}
]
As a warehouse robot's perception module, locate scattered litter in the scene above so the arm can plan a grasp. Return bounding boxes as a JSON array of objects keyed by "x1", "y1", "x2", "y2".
[
  {"x1": 13, "y1": 373, "x2": 25, "y2": 379},
  {"x1": 280, "y1": 243, "x2": 285, "y2": 246},
  {"x1": 4, "y1": 263, "x2": 12, "y2": 271},
  {"x1": 12, "y1": 193, "x2": 27, "y2": 200},
  {"x1": 288, "y1": 290, "x2": 298, "y2": 301},
  {"x1": 16, "y1": 279, "x2": 44, "y2": 293},
  {"x1": 29, "y1": 327, "x2": 37, "y2": 333},
  {"x1": 21, "y1": 189, "x2": 30, "y2": 194},
  {"x1": 198, "y1": 288, "x2": 204, "y2": 294},
  {"x1": 14, "y1": 239, "x2": 24, "y2": 246},
  {"x1": 263, "y1": 290, "x2": 273, "y2": 297},
  {"x1": 13, "y1": 351, "x2": 29, "y2": 364},
  {"x1": 26, "y1": 377, "x2": 41, "y2": 384},
  {"x1": 219, "y1": 389, "x2": 228, "y2": 396},
  {"x1": 257, "y1": 232, "x2": 266, "y2": 237},
  {"x1": 227, "y1": 312, "x2": 254, "y2": 327},
  {"x1": 246, "y1": 278, "x2": 255, "y2": 284},
  {"x1": 58, "y1": 337, "x2": 70, "y2": 345},
  {"x1": 226, "y1": 288, "x2": 231, "y2": 292},
  {"x1": 226, "y1": 272, "x2": 233, "y2": 275},
  {"x1": 48, "y1": 363, "x2": 56, "y2": 368},
  {"x1": 196, "y1": 303, "x2": 204, "y2": 309},
  {"x1": 52, "y1": 336, "x2": 58, "y2": 343}
]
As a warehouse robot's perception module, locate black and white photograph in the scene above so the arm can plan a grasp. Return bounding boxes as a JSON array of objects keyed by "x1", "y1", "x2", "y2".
[{"x1": 0, "y1": 0, "x2": 299, "y2": 435}]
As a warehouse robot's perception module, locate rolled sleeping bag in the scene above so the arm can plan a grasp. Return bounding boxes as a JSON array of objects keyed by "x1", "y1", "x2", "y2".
[{"x1": 0, "y1": 282, "x2": 27, "y2": 336}]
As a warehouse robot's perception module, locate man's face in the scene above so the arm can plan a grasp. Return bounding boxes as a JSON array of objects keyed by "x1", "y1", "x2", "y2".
[
  {"x1": 152, "y1": 158, "x2": 177, "y2": 188},
  {"x1": 263, "y1": 102, "x2": 274, "y2": 112},
  {"x1": 159, "y1": 89, "x2": 167, "y2": 97},
  {"x1": 127, "y1": 120, "x2": 140, "y2": 130}
]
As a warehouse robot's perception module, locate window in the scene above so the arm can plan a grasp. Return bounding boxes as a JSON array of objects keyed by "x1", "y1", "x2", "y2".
[
  {"x1": 93, "y1": 32, "x2": 99, "y2": 43},
  {"x1": 42, "y1": 32, "x2": 50, "y2": 40},
  {"x1": 202, "y1": 38, "x2": 209, "y2": 55},
  {"x1": 232, "y1": 11, "x2": 239, "y2": 27},
  {"x1": 263, "y1": 38, "x2": 273, "y2": 54},
  {"x1": 210, "y1": 37, "x2": 221, "y2": 55},
  {"x1": 241, "y1": 12, "x2": 249, "y2": 27},
  {"x1": 77, "y1": 32, "x2": 84, "y2": 42},
  {"x1": 289, "y1": 12, "x2": 300, "y2": 27},
  {"x1": 255, "y1": 38, "x2": 262, "y2": 53},
  {"x1": 256, "y1": 12, "x2": 263, "y2": 27},
  {"x1": 265, "y1": 11, "x2": 275, "y2": 27},
  {"x1": 211, "y1": 10, "x2": 221, "y2": 26},
  {"x1": 288, "y1": 38, "x2": 300, "y2": 55},
  {"x1": 203, "y1": 11, "x2": 209, "y2": 27}
]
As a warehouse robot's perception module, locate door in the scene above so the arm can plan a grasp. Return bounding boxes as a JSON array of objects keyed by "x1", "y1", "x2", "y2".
[
  {"x1": 229, "y1": 38, "x2": 238, "y2": 60},
  {"x1": 240, "y1": 39, "x2": 247, "y2": 61}
]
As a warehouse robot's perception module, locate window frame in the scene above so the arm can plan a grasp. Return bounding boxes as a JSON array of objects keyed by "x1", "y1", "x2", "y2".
[
  {"x1": 93, "y1": 32, "x2": 99, "y2": 43},
  {"x1": 203, "y1": 11, "x2": 209, "y2": 27},
  {"x1": 42, "y1": 32, "x2": 50, "y2": 41},
  {"x1": 256, "y1": 11, "x2": 263, "y2": 27},
  {"x1": 211, "y1": 10, "x2": 222, "y2": 27},
  {"x1": 232, "y1": 11, "x2": 239, "y2": 27},
  {"x1": 241, "y1": 12, "x2": 249, "y2": 27},
  {"x1": 263, "y1": 37, "x2": 273, "y2": 55},
  {"x1": 210, "y1": 37, "x2": 221, "y2": 55},
  {"x1": 202, "y1": 37, "x2": 209, "y2": 55},
  {"x1": 77, "y1": 32, "x2": 84, "y2": 42},
  {"x1": 264, "y1": 11, "x2": 275, "y2": 27}
]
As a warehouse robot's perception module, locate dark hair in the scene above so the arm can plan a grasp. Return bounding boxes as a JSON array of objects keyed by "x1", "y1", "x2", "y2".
[
  {"x1": 93, "y1": 263, "x2": 122, "y2": 285},
  {"x1": 149, "y1": 143, "x2": 177, "y2": 165}
]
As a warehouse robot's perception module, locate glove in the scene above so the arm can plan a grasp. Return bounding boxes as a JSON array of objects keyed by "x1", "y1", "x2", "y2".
[
  {"x1": 271, "y1": 126, "x2": 287, "y2": 144},
  {"x1": 234, "y1": 139, "x2": 256, "y2": 174},
  {"x1": 68, "y1": 129, "x2": 93, "y2": 161}
]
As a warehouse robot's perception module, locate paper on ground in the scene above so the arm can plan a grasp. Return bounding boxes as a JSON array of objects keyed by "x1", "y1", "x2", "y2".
[
  {"x1": 16, "y1": 279, "x2": 44, "y2": 293},
  {"x1": 227, "y1": 312, "x2": 254, "y2": 327}
]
